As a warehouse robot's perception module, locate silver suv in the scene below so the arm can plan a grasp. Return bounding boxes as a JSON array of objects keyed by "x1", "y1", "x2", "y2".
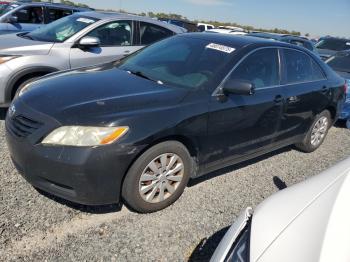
[{"x1": 0, "y1": 12, "x2": 185, "y2": 107}]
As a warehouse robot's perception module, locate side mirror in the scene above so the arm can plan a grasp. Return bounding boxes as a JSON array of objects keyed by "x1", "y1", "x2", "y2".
[
  {"x1": 7, "y1": 15, "x2": 18, "y2": 24},
  {"x1": 78, "y1": 36, "x2": 101, "y2": 48},
  {"x1": 222, "y1": 79, "x2": 255, "y2": 96}
]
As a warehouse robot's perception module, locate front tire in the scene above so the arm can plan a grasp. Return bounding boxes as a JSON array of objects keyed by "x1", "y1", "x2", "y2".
[
  {"x1": 122, "y1": 141, "x2": 192, "y2": 213},
  {"x1": 295, "y1": 110, "x2": 331, "y2": 153}
]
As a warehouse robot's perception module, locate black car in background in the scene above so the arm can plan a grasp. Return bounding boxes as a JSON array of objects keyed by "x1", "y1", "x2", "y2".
[
  {"x1": 158, "y1": 18, "x2": 198, "y2": 32},
  {"x1": 6, "y1": 33, "x2": 345, "y2": 213},
  {"x1": 316, "y1": 37, "x2": 350, "y2": 60},
  {"x1": 247, "y1": 32, "x2": 317, "y2": 53}
]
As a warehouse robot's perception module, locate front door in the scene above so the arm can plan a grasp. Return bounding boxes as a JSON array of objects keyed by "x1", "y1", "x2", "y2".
[
  {"x1": 69, "y1": 20, "x2": 140, "y2": 69},
  {"x1": 204, "y1": 48, "x2": 284, "y2": 168}
]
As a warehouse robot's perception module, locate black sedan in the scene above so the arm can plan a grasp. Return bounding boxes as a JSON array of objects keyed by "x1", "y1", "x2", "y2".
[{"x1": 6, "y1": 33, "x2": 345, "y2": 213}]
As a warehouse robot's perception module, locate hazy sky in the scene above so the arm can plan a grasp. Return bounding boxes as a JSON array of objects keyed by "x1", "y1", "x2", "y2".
[{"x1": 73, "y1": 0, "x2": 350, "y2": 37}]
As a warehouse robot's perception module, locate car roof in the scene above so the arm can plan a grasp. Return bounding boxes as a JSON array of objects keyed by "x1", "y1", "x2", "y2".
[
  {"x1": 75, "y1": 11, "x2": 186, "y2": 33},
  {"x1": 11, "y1": 1, "x2": 92, "y2": 10},
  {"x1": 181, "y1": 32, "x2": 298, "y2": 49}
]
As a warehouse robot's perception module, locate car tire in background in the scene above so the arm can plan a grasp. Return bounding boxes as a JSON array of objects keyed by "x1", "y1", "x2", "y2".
[
  {"x1": 122, "y1": 141, "x2": 192, "y2": 213},
  {"x1": 295, "y1": 110, "x2": 331, "y2": 153}
]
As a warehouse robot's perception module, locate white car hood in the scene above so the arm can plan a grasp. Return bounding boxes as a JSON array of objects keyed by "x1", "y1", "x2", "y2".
[
  {"x1": 0, "y1": 33, "x2": 54, "y2": 56},
  {"x1": 251, "y1": 158, "x2": 350, "y2": 262}
]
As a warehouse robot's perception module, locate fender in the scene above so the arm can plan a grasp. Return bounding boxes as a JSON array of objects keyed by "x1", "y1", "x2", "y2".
[{"x1": 5, "y1": 66, "x2": 59, "y2": 104}]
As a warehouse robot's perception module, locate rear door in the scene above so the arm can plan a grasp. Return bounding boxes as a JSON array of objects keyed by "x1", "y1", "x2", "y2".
[
  {"x1": 277, "y1": 48, "x2": 328, "y2": 142},
  {"x1": 69, "y1": 20, "x2": 140, "y2": 69},
  {"x1": 205, "y1": 48, "x2": 284, "y2": 167},
  {"x1": 138, "y1": 21, "x2": 175, "y2": 46}
]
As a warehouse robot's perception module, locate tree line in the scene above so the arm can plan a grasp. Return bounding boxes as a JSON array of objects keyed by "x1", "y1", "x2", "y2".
[{"x1": 33, "y1": 1, "x2": 304, "y2": 36}]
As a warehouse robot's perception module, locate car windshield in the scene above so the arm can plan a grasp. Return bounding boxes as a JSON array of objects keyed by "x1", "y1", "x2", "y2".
[
  {"x1": 327, "y1": 52, "x2": 350, "y2": 73},
  {"x1": 118, "y1": 36, "x2": 236, "y2": 89},
  {"x1": 316, "y1": 38, "x2": 350, "y2": 51},
  {"x1": 25, "y1": 15, "x2": 99, "y2": 43}
]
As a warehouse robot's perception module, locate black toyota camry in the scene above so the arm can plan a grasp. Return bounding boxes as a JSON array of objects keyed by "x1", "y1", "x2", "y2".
[{"x1": 5, "y1": 33, "x2": 345, "y2": 213}]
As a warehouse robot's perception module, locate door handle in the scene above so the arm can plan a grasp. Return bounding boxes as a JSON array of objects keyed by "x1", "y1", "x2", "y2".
[
  {"x1": 321, "y1": 86, "x2": 329, "y2": 94},
  {"x1": 124, "y1": 50, "x2": 131, "y2": 54},
  {"x1": 274, "y1": 95, "x2": 283, "y2": 104},
  {"x1": 287, "y1": 96, "x2": 299, "y2": 103}
]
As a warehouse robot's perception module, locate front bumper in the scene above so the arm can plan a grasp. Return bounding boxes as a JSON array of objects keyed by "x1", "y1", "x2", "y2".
[{"x1": 5, "y1": 101, "x2": 143, "y2": 205}]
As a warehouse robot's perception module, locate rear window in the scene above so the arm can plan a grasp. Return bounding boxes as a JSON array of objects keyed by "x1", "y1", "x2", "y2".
[
  {"x1": 327, "y1": 52, "x2": 350, "y2": 73},
  {"x1": 316, "y1": 38, "x2": 350, "y2": 51}
]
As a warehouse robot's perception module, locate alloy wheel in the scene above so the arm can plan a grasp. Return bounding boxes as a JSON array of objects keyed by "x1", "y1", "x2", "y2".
[
  {"x1": 311, "y1": 116, "x2": 329, "y2": 146},
  {"x1": 139, "y1": 153, "x2": 184, "y2": 204}
]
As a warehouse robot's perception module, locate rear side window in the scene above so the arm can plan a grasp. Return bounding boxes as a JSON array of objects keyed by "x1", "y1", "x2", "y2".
[
  {"x1": 283, "y1": 49, "x2": 325, "y2": 84},
  {"x1": 46, "y1": 8, "x2": 72, "y2": 23},
  {"x1": 87, "y1": 21, "x2": 132, "y2": 46},
  {"x1": 140, "y1": 22, "x2": 173, "y2": 45},
  {"x1": 228, "y1": 48, "x2": 280, "y2": 89},
  {"x1": 14, "y1": 6, "x2": 44, "y2": 24}
]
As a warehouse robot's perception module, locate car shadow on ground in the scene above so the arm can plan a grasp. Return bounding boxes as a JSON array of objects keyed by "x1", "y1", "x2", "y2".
[
  {"x1": 188, "y1": 226, "x2": 230, "y2": 262},
  {"x1": 35, "y1": 188, "x2": 123, "y2": 214},
  {"x1": 188, "y1": 146, "x2": 292, "y2": 187}
]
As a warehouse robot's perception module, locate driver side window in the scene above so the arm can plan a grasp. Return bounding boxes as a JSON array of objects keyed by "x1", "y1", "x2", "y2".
[
  {"x1": 86, "y1": 21, "x2": 132, "y2": 47},
  {"x1": 228, "y1": 48, "x2": 280, "y2": 89}
]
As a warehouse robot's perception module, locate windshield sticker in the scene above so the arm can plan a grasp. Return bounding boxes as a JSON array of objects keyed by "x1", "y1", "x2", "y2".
[
  {"x1": 76, "y1": 18, "x2": 95, "y2": 24},
  {"x1": 206, "y1": 43, "x2": 235, "y2": 53}
]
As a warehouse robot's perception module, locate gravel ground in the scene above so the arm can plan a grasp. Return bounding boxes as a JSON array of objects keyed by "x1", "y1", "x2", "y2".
[{"x1": 0, "y1": 119, "x2": 349, "y2": 261}]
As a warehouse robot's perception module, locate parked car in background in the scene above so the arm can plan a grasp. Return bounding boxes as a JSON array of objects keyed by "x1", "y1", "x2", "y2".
[
  {"x1": 217, "y1": 26, "x2": 244, "y2": 31},
  {"x1": 158, "y1": 18, "x2": 197, "y2": 32},
  {"x1": 326, "y1": 51, "x2": 350, "y2": 125},
  {"x1": 247, "y1": 32, "x2": 317, "y2": 53},
  {"x1": 197, "y1": 22, "x2": 214, "y2": 32},
  {"x1": 211, "y1": 157, "x2": 350, "y2": 262},
  {"x1": 316, "y1": 37, "x2": 350, "y2": 60},
  {"x1": 206, "y1": 28, "x2": 247, "y2": 35},
  {"x1": 0, "y1": 11, "x2": 184, "y2": 108},
  {"x1": 6, "y1": 33, "x2": 345, "y2": 213},
  {"x1": 0, "y1": 1, "x2": 91, "y2": 35}
]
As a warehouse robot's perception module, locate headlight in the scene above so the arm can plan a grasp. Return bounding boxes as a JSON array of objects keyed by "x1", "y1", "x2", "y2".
[
  {"x1": 42, "y1": 126, "x2": 129, "y2": 146},
  {"x1": 0, "y1": 55, "x2": 20, "y2": 64},
  {"x1": 225, "y1": 227, "x2": 250, "y2": 262}
]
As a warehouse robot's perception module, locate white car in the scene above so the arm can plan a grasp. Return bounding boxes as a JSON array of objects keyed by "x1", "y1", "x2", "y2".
[
  {"x1": 206, "y1": 28, "x2": 247, "y2": 35},
  {"x1": 211, "y1": 157, "x2": 350, "y2": 262},
  {"x1": 197, "y1": 22, "x2": 214, "y2": 32}
]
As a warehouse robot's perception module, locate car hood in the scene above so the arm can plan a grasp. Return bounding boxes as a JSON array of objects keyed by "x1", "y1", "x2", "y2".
[
  {"x1": 19, "y1": 63, "x2": 189, "y2": 125},
  {"x1": 0, "y1": 33, "x2": 54, "y2": 55},
  {"x1": 250, "y1": 157, "x2": 350, "y2": 262}
]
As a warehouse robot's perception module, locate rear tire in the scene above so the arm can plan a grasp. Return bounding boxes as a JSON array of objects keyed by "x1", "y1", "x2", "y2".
[
  {"x1": 295, "y1": 110, "x2": 331, "y2": 153},
  {"x1": 122, "y1": 141, "x2": 192, "y2": 213}
]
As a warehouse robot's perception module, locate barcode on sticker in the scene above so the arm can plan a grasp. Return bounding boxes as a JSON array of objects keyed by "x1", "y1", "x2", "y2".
[{"x1": 206, "y1": 43, "x2": 235, "y2": 53}]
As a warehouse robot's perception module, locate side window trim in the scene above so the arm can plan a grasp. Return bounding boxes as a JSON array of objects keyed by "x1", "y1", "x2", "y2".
[
  {"x1": 279, "y1": 47, "x2": 327, "y2": 86},
  {"x1": 213, "y1": 46, "x2": 282, "y2": 96}
]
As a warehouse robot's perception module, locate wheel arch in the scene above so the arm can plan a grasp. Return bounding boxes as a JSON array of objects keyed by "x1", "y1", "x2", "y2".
[
  {"x1": 120, "y1": 135, "x2": 200, "y2": 196},
  {"x1": 5, "y1": 66, "x2": 59, "y2": 103}
]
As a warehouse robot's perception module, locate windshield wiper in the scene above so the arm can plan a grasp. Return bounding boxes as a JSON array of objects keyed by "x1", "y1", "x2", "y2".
[{"x1": 127, "y1": 70, "x2": 163, "y2": 85}]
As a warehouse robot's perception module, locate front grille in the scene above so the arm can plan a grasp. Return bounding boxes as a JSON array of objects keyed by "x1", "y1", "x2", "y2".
[{"x1": 7, "y1": 115, "x2": 43, "y2": 138}]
